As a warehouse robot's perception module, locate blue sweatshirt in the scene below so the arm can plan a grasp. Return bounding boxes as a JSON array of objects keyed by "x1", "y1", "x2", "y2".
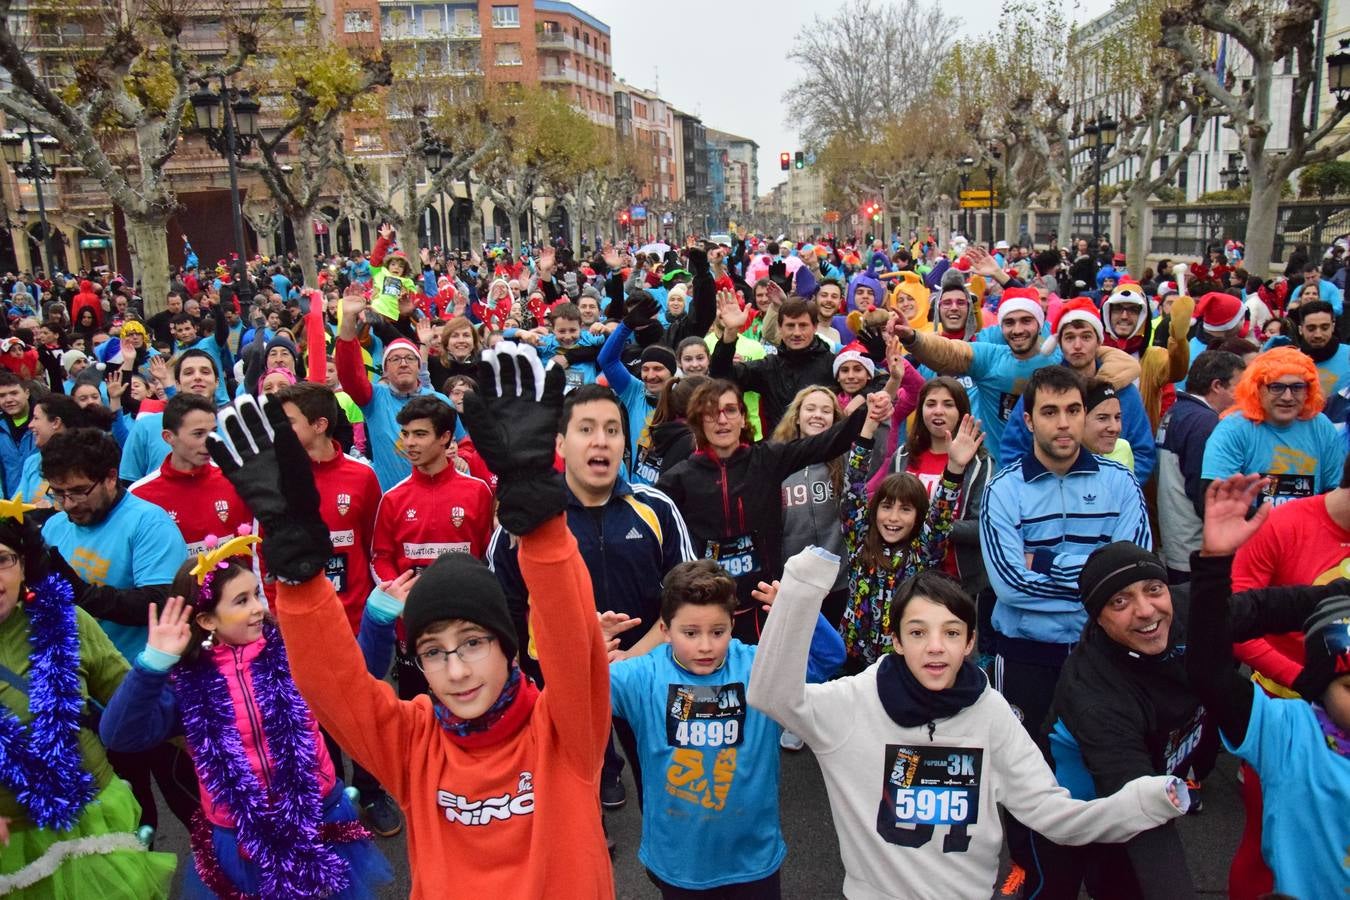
[
  {"x1": 999, "y1": 381, "x2": 1156, "y2": 484},
  {"x1": 980, "y1": 451, "x2": 1151, "y2": 644},
  {"x1": 609, "y1": 625, "x2": 844, "y2": 890},
  {"x1": 598, "y1": 323, "x2": 658, "y2": 483}
]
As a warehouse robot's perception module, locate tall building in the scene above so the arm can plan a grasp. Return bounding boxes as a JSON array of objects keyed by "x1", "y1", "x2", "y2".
[
  {"x1": 673, "y1": 110, "x2": 710, "y2": 228},
  {"x1": 706, "y1": 128, "x2": 758, "y2": 215},
  {"x1": 613, "y1": 80, "x2": 676, "y2": 202},
  {"x1": 1066, "y1": 1, "x2": 1300, "y2": 202}
]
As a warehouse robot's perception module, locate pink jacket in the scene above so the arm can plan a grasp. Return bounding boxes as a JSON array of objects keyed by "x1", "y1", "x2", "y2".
[{"x1": 198, "y1": 636, "x2": 337, "y2": 828}]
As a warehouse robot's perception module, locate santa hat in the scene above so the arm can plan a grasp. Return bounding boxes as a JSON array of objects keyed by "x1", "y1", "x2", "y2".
[
  {"x1": 1194, "y1": 291, "x2": 1246, "y2": 334},
  {"x1": 832, "y1": 342, "x2": 876, "y2": 378},
  {"x1": 1041, "y1": 297, "x2": 1103, "y2": 355},
  {"x1": 997, "y1": 286, "x2": 1045, "y2": 327},
  {"x1": 1155, "y1": 281, "x2": 1180, "y2": 302},
  {"x1": 382, "y1": 337, "x2": 420, "y2": 369}
]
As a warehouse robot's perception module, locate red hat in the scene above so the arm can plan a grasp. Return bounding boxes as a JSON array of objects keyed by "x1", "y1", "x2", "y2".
[
  {"x1": 381, "y1": 337, "x2": 419, "y2": 369},
  {"x1": 1195, "y1": 291, "x2": 1245, "y2": 334},
  {"x1": 997, "y1": 287, "x2": 1045, "y2": 327},
  {"x1": 1041, "y1": 297, "x2": 1103, "y2": 355},
  {"x1": 832, "y1": 341, "x2": 876, "y2": 378},
  {"x1": 953, "y1": 256, "x2": 972, "y2": 272}
]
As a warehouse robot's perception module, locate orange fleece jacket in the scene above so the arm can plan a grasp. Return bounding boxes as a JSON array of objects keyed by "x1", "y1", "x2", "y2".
[{"x1": 276, "y1": 514, "x2": 614, "y2": 899}]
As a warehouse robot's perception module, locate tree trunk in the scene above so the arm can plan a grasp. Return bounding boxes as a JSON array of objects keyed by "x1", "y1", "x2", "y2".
[
  {"x1": 1005, "y1": 197, "x2": 1026, "y2": 246},
  {"x1": 1243, "y1": 175, "x2": 1283, "y2": 277},
  {"x1": 290, "y1": 211, "x2": 320, "y2": 291},
  {"x1": 568, "y1": 198, "x2": 581, "y2": 253},
  {"x1": 126, "y1": 216, "x2": 171, "y2": 316},
  {"x1": 508, "y1": 207, "x2": 522, "y2": 252},
  {"x1": 1125, "y1": 189, "x2": 1148, "y2": 278},
  {"x1": 1057, "y1": 200, "x2": 1076, "y2": 250}
]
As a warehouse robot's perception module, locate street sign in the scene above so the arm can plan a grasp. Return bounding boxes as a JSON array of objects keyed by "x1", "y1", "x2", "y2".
[
  {"x1": 959, "y1": 199, "x2": 1000, "y2": 208},
  {"x1": 959, "y1": 189, "x2": 996, "y2": 201},
  {"x1": 661, "y1": 212, "x2": 674, "y2": 225},
  {"x1": 823, "y1": 211, "x2": 841, "y2": 223},
  {"x1": 629, "y1": 205, "x2": 647, "y2": 221}
]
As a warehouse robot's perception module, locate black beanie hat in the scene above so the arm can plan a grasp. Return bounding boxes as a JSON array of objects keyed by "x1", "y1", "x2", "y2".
[
  {"x1": 640, "y1": 344, "x2": 677, "y2": 376},
  {"x1": 1079, "y1": 542, "x2": 1168, "y2": 620},
  {"x1": 404, "y1": 553, "x2": 518, "y2": 661},
  {"x1": 1292, "y1": 595, "x2": 1350, "y2": 700}
]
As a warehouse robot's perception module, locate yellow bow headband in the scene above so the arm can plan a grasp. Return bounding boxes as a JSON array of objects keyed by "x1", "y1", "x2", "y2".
[{"x1": 190, "y1": 534, "x2": 261, "y2": 585}]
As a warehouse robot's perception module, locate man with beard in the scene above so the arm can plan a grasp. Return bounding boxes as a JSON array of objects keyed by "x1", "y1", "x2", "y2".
[
  {"x1": 813, "y1": 277, "x2": 845, "y2": 348},
  {"x1": 896, "y1": 287, "x2": 1139, "y2": 468},
  {"x1": 1295, "y1": 300, "x2": 1350, "y2": 407}
]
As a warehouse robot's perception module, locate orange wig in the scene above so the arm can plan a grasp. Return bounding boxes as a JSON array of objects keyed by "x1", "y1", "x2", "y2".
[{"x1": 1224, "y1": 346, "x2": 1323, "y2": 423}]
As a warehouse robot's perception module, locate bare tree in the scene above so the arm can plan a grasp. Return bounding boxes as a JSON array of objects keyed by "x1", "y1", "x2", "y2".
[
  {"x1": 0, "y1": 0, "x2": 264, "y2": 312},
  {"x1": 785, "y1": 0, "x2": 955, "y2": 150},
  {"x1": 1162, "y1": 0, "x2": 1350, "y2": 273}
]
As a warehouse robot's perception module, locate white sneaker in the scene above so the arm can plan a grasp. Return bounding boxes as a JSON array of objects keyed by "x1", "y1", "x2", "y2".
[{"x1": 779, "y1": 729, "x2": 804, "y2": 751}]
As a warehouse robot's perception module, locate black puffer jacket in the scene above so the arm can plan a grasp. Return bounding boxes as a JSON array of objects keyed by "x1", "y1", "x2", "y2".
[
  {"x1": 657, "y1": 402, "x2": 865, "y2": 641},
  {"x1": 709, "y1": 335, "x2": 837, "y2": 432}
]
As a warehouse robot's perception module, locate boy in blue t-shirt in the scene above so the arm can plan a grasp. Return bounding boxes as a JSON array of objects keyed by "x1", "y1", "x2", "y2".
[{"x1": 609, "y1": 552, "x2": 844, "y2": 895}]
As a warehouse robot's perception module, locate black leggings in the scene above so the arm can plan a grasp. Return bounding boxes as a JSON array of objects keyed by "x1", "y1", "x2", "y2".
[{"x1": 107, "y1": 741, "x2": 200, "y2": 834}]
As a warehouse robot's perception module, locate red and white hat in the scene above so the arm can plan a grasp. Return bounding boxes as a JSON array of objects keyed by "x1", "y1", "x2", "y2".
[
  {"x1": 833, "y1": 342, "x2": 876, "y2": 378},
  {"x1": 1155, "y1": 281, "x2": 1180, "y2": 302},
  {"x1": 382, "y1": 337, "x2": 420, "y2": 368},
  {"x1": 997, "y1": 286, "x2": 1046, "y2": 327},
  {"x1": 1040, "y1": 297, "x2": 1103, "y2": 355},
  {"x1": 1194, "y1": 291, "x2": 1245, "y2": 334}
]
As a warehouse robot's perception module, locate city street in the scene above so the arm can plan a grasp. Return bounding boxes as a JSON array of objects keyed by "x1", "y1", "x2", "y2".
[{"x1": 150, "y1": 733, "x2": 1245, "y2": 897}]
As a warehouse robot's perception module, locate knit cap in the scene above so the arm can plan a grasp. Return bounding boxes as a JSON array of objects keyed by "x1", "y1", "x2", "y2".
[
  {"x1": 382, "y1": 337, "x2": 420, "y2": 368},
  {"x1": 640, "y1": 344, "x2": 677, "y2": 376},
  {"x1": 405, "y1": 553, "x2": 518, "y2": 660},
  {"x1": 1079, "y1": 542, "x2": 1168, "y2": 620},
  {"x1": 1292, "y1": 595, "x2": 1350, "y2": 700}
]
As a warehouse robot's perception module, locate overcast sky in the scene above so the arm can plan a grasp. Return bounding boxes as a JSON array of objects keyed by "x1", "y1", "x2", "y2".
[{"x1": 581, "y1": 0, "x2": 1114, "y2": 196}]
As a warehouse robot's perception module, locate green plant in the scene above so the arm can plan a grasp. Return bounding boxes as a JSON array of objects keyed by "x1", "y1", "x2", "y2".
[{"x1": 1298, "y1": 161, "x2": 1350, "y2": 198}]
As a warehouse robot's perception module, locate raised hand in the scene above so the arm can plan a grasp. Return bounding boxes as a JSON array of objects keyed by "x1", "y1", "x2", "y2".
[
  {"x1": 377, "y1": 570, "x2": 419, "y2": 608},
  {"x1": 598, "y1": 610, "x2": 643, "y2": 643},
  {"x1": 1201, "y1": 474, "x2": 1271, "y2": 557},
  {"x1": 379, "y1": 222, "x2": 394, "y2": 241},
  {"x1": 148, "y1": 356, "x2": 172, "y2": 390},
  {"x1": 146, "y1": 595, "x2": 193, "y2": 658},
  {"x1": 751, "y1": 579, "x2": 780, "y2": 612},
  {"x1": 414, "y1": 314, "x2": 433, "y2": 347},
  {"x1": 946, "y1": 415, "x2": 985, "y2": 471},
  {"x1": 105, "y1": 368, "x2": 126, "y2": 401},
  {"x1": 623, "y1": 292, "x2": 659, "y2": 330},
  {"x1": 865, "y1": 390, "x2": 893, "y2": 423},
  {"x1": 764, "y1": 281, "x2": 787, "y2": 307},
  {"x1": 208, "y1": 395, "x2": 332, "y2": 583},
  {"x1": 964, "y1": 244, "x2": 1001, "y2": 278},
  {"x1": 717, "y1": 289, "x2": 748, "y2": 334},
  {"x1": 460, "y1": 343, "x2": 567, "y2": 535}
]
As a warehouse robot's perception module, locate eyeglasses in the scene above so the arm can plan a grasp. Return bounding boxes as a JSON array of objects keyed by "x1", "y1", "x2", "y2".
[
  {"x1": 938, "y1": 299, "x2": 969, "y2": 308},
  {"x1": 385, "y1": 354, "x2": 419, "y2": 367},
  {"x1": 712, "y1": 405, "x2": 742, "y2": 421},
  {"x1": 1264, "y1": 382, "x2": 1310, "y2": 397},
  {"x1": 47, "y1": 482, "x2": 100, "y2": 504},
  {"x1": 0, "y1": 552, "x2": 20, "y2": 570},
  {"x1": 414, "y1": 635, "x2": 496, "y2": 672}
]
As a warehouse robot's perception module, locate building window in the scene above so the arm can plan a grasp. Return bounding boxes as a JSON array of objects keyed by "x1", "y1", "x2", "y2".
[
  {"x1": 494, "y1": 42, "x2": 522, "y2": 65},
  {"x1": 354, "y1": 129, "x2": 382, "y2": 152},
  {"x1": 491, "y1": 5, "x2": 519, "y2": 28},
  {"x1": 343, "y1": 10, "x2": 373, "y2": 33}
]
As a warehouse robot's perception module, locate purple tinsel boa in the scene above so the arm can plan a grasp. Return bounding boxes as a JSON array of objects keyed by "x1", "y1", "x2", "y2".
[
  {"x1": 0, "y1": 573, "x2": 94, "y2": 830},
  {"x1": 173, "y1": 622, "x2": 350, "y2": 898}
]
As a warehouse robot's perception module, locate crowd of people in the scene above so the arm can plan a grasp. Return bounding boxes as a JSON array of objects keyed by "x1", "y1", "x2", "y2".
[{"x1": 0, "y1": 221, "x2": 1347, "y2": 899}]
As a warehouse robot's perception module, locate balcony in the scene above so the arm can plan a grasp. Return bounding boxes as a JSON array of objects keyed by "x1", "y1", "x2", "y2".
[
  {"x1": 536, "y1": 30, "x2": 575, "y2": 52},
  {"x1": 381, "y1": 22, "x2": 481, "y2": 42},
  {"x1": 539, "y1": 66, "x2": 570, "y2": 83}
]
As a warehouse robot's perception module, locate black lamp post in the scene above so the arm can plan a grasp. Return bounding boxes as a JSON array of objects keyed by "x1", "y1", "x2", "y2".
[
  {"x1": 1081, "y1": 111, "x2": 1118, "y2": 245},
  {"x1": 1328, "y1": 38, "x2": 1350, "y2": 110},
  {"x1": 957, "y1": 155, "x2": 974, "y2": 237},
  {"x1": 1219, "y1": 160, "x2": 1250, "y2": 191},
  {"x1": 985, "y1": 151, "x2": 999, "y2": 244},
  {"x1": 1, "y1": 125, "x2": 60, "y2": 275},
  {"x1": 190, "y1": 79, "x2": 261, "y2": 307}
]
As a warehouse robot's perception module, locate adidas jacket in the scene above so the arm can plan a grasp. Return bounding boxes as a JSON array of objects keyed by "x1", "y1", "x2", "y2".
[
  {"x1": 981, "y1": 450, "x2": 1151, "y2": 645},
  {"x1": 489, "y1": 479, "x2": 694, "y2": 682}
]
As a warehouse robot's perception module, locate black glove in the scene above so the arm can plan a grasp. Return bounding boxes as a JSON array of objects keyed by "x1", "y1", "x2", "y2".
[
  {"x1": 623, "y1": 291, "x2": 659, "y2": 331},
  {"x1": 856, "y1": 327, "x2": 887, "y2": 365},
  {"x1": 207, "y1": 396, "x2": 333, "y2": 584},
  {"x1": 45, "y1": 545, "x2": 89, "y2": 598},
  {"x1": 461, "y1": 343, "x2": 567, "y2": 536}
]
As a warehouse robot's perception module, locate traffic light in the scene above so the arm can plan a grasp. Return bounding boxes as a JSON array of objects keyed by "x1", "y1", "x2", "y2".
[
  {"x1": 794, "y1": 151, "x2": 804, "y2": 169},
  {"x1": 619, "y1": 211, "x2": 629, "y2": 225},
  {"x1": 780, "y1": 152, "x2": 790, "y2": 171}
]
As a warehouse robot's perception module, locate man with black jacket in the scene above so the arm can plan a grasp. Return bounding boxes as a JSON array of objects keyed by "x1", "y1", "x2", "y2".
[{"x1": 710, "y1": 293, "x2": 835, "y2": 432}]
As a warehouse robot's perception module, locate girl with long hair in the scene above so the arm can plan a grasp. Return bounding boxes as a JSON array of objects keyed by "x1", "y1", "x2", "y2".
[{"x1": 99, "y1": 536, "x2": 391, "y2": 899}]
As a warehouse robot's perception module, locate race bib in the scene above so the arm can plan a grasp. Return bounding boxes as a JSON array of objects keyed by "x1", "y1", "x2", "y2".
[
  {"x1": 706, "y1": 534, "x2": 760, "y2": 579},
  {"x1": 997, "y1": 392, "x2": 1020, "y2": 423},
  {"x1": 325, "y1": 552, "x2": 348, "y2": 594},
  {"x1": 666, "y1": 683, "x2": 746, "y2": 749},
  {"x1": 1261, "y1": 472, "x2": 1315, "y2": 504},
  {"x1": 563, "y1": 365, "x2": 585, "y2": 393},
  {"x1": 633, "y1": 448, "x2": 661, "y2": 484},
  {"x1": 878, "y1": 745, "x2": 982, "y2": 837},
  {"x1": 1163, "y1": 707, "x2": 1206, "y2": 775}
]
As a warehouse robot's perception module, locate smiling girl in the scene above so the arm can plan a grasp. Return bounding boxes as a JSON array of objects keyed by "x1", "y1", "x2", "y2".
[
  {"x1": 99, "y1": 540, "x2": 391, "y2": 899},
  {"x1": 840, "y1": 390, "x2": 983, "y2": 668}
]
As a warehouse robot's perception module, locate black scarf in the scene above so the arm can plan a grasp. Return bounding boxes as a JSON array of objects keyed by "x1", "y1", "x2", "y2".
[
  {"x1": 876, "y1": 654, "x2": 985, "y2": 733},
  {"x1": 1300, "y1": 333, "x2": 1342, "y2": 364}
]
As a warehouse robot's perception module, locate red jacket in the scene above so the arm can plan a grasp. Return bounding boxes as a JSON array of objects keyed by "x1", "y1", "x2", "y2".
[
  {"x1": 370, "y1": 462, "x2": 494, "y2": 581},
  {"x1": 130, "y1": 458, "x2": 253, "y2": 556},
  {"x1": 71, "y1": 280, "x2": 102, "y2": 328}
]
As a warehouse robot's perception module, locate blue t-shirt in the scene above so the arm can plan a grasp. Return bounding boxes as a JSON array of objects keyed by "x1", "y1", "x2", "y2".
[
  {"x1": 1315, "y1": 345, "x2": 1350, "y2": 414},
  {"x1": 119, "y1": 412, "x2": 170, "y2": 483},
  {"x1": 962, "y1": 342, "x2": 1062, "y2": 468},
  {"x1": 16, "y1": 452, "x2": 43, "y2": 504},
  {"x1": 609, "y1": 628, "x2": 842, "y2": 890},
  {"x1": 1200, "y1": 413, "x2": 1346, "y2": 506},
  {"x1": 43, "y1": 492, "x2": 187, "y2": 660},
  {"x1": 1224, "y1": 690, "x2": 1350, "y2": 896}
]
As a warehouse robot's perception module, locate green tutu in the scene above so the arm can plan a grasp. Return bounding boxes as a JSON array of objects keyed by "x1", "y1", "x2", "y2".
[{"x1": 0, "y1": 778, "x2": 176, "y2": 899}]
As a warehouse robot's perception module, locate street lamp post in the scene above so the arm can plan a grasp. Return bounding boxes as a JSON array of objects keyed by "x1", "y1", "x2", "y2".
[
  {"x1": 1081, "y1": 111, "x2": 1118, "y2": 246},
  {"x1": 190, "y1": 79, "x2": 261, "y2": 308},
  {"x1": 0, "y1": 126, "x2": 61, "y2": 276},
  {"x1": 985, "y1": 153, "x2": 998, "y2": 244},
  {"x1": 957, "y1": 156, "x2": 974, "y2": 237},
  {"x1": 1328, "y1": 38, "x2": 1350, "y2": 109}
]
